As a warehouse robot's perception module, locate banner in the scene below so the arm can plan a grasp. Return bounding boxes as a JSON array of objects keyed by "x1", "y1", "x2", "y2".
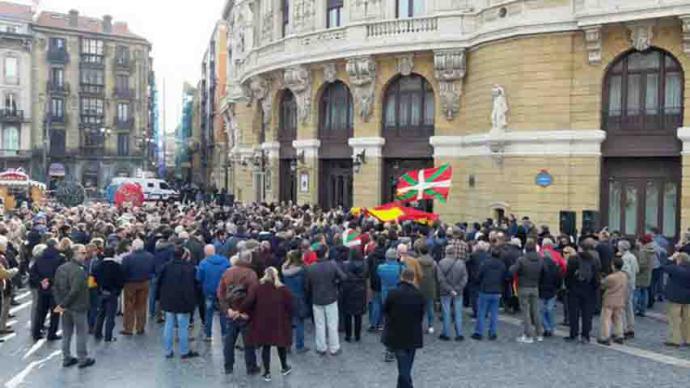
[{"x1": 395, "y1": 163, "x2": 452, "y2": 203}]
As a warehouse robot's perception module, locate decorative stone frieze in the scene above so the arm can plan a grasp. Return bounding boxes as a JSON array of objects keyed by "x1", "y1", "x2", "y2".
[
  {"x1": 681, "y1": 16, "x2": 690, "y2": 55},
  {"x1": 627, "y1": 21, "x2": 654, "y2": 52},
  {"x1": 248, "y1": 75, "x2": 273, "y2": 125},
  {"x1": 323, "y1": 63, "x2": 337, "y2": 83},
  {"x1": 283, "y1": 65, "x2": 312, "y2": 124},
  {"x1": 396, "y1": 54, "x2": 414, "y2": 76},
  {"x1": 433, "y1": 49, "x2": 466, "y2": 121},
  {"x1": 346, "y1": 56, "x2": 377, "y2": 122},
  {"x1": 583, "y1": 26, "x2": 602, "y2": 65}
]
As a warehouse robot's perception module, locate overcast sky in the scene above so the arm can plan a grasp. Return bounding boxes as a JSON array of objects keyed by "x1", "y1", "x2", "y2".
[{"x1": 21, "y1": 0, "x2": 224, "y2": 134}]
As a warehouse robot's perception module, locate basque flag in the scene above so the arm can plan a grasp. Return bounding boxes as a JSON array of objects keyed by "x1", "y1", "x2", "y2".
[{"x1": 395, "y1": 163, "x2": 453, "y2": 203}]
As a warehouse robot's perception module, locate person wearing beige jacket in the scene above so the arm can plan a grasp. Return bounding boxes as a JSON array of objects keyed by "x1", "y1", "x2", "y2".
[
  {"x1": 0, "y1": 239, "x2": 20, "y2": 337},
  {"x1": 598, "y1": 257, "x2": 628, "y2": 346}
]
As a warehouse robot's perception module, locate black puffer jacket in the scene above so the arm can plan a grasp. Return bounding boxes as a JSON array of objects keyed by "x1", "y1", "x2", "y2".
[
  {"x1": 341, "y1": 259, "x2": 368, "y2": 315},
  {"x1": 157, "y1": 258, "x2": 197, "y2": 313},
  {"x1": 367, "y1": 246, "x2": 387, "y2": 292},
  {"x1": 539, "y1": 256, "x2": 563, "y2": 299}
]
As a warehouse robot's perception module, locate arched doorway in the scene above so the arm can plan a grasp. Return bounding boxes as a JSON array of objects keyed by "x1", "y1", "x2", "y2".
[
  {"x1": 318, "y1": 81, "x2": 353, "y2": 210},
  {"x1": 278, "y1": 90, "x2": 298, "y2": 204},
  {"x1": 601, "y1": 48, "x2": 683, "y2": 240},
  {"x1": 382, "y1": 73, "x2": 435, "y2": 209}
]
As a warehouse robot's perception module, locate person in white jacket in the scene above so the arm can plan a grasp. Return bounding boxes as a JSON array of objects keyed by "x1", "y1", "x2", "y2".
[{"x1": 618, "y1": 240, "x2": 639, "y2": 338}]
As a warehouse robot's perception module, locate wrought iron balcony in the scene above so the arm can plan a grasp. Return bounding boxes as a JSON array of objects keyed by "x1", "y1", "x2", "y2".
[
  {"x1": 80, "y1": 84, "x2": 105, "y2": 96},
  {"x1": 80, "y1": 54, "x2": 104, "y2": 66},
  {"x1": 114, "y1": 117, "x2": 134, "y2": 130},
  {"x1": 114, "y1": 87, "x2": 134, "y2": 99},
  {"x1": 47, "y1": 81, "x2": 70, "y2": 95},
  {"x1": 47, "y1": 49, "x2": 69, "y2": 64},
  {"x1": 0, "y1": 109, "x2": 23, "y2": 122},
  {"x1": 79, "y1": 115, "x2": 105, "y2": 128}
]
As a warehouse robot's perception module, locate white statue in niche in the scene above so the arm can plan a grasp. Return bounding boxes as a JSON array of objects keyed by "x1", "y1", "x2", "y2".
[{"x1": 491, "y1": 85, "x2": 508, "y2": 132}]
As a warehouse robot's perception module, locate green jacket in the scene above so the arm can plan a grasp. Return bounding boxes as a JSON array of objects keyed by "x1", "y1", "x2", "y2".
[{"x1": 53, "y1": 260, "x2": 90, "y2": 312}]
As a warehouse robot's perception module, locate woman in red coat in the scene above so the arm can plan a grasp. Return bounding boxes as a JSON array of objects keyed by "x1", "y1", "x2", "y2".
[{"x1": 245, "y1": 266, "x2": 293, "y2": 382}]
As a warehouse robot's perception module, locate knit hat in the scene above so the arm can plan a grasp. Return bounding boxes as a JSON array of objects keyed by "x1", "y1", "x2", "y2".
[{"x1": 385, "y1": 248, "x2": 398, "y2": 261}]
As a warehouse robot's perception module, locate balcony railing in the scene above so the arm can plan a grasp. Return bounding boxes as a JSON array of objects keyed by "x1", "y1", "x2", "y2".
[
  {"x1": 114, "y1": 58, "x2": 134, "y2": 72},
  {"x1": 47, "y1": 49, "x2": 69, "y2": 63},
  {"x1": 80, "y1": 115, "x2": 104, "y2": 128},
  {"x1": 114, "y1": 117, "x2": 134, "y2": 130},
  {"x1": 114, "y1": 87, "x2": 134, "y2": 99},
  {"x1": 47, "y1": 81, "x2": 70, "y2": 94},
  {"x1": 80, "y1": 54, "x2": 104, "y2": 67},
  {"x1": 80, "y1": 84, "x2": 105, "y2": 96},
  {"x1": 366, "y1": 16, "x2": 438, "y2": 38},
  {"x1": 0, "y1": 109, "x2": 23, "y2": 122}
]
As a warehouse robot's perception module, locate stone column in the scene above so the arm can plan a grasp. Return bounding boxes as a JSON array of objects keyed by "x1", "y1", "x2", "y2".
[
  {"x1": 349, "y1": 137, "x2": 385, "y2": 208},
  {"x1": 261, "y1": 141, "x2": 280, "y2": 203},
  {"x1": 293, "y1": 139, "x2": 320, "y2": 205},
  {"x1": 678, "y1": 127, "x2": 690, "y2": 234}
]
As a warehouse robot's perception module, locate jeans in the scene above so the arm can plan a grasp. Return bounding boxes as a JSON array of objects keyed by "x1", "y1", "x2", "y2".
[
  {"x1": 440, "y1": 294, "x2": 463, "y2": 337},
  {"x1": 474, "y1": 293, "x2": 500, "y2": 337},
  {"x1": 62, "y1": 310, "x2": 88, "y2": 361},
  {"x1": 95, "y1": 292, "x2": 118, "y2": 341},
  {"x1": 148, "y1": 277, "x2": 158, "y2": 318},
  {"x1": 293, "y1": 315, "x2": 305, "y2": 350},
  {"x1": 203, "y1": 295, "x2": 227, "y2": 338},
  {"x1": 518, "y1": 288, "x2": 542, "y2": 338},
  {"x1": 163, "y1": 312, "x2": 190, "y2": 356},
  {"x1": 467, "y1": 285, "x2": 479, "y2": 316},
  {"x1": 540, "y1": 296, "x2": 557, "y2": 333},
  {"x1": 424, "y1": 298, "x2": 435, "y2": 328},
  {"x1": 650, "y1": 268, "x2": 664, "y2": 303},
  {"x1": 634, "y1": 288, "x2": 648, "y2": 315},
  {"x1": 368, "y1": 291, "x2": 382, "y2": 328},
  {"x1": 313, "y1": 302, "x2": 340, "y2": 353},
  {"x1": 87, "y1": 288, "x2": 100, "y2": 330},
  {"x1": 394, "y1": 349, "x2": 416, "y2": 388},
  {"x1": 223, "y1": 318, "x2": 257, "y2": 372}
]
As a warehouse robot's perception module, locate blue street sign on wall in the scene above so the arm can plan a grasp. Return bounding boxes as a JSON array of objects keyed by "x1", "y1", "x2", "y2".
[{"x1": 535, "y1": 170, "x2": 553, "y2": 187}]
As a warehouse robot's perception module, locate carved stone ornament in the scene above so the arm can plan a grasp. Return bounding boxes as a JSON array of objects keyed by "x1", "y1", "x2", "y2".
[
  {"x1": 681, "y1": 16, "x2": 690, "y2": 55},
  {"x1": 283, "y1": 65, "x2": 312, "y2": 124},
  {"x1": 627, "y1": 21, "x2": 654, "y2": 52},
  {"x1": 223, "y1": 105, "x2": 240, "y2": 149},
  {"x1": 346, "y1": 56, "x2": 377, "y2": 122},
  {"x1": 396, "y1": 54, "x2": 414, "y2": 76},
  {"x1": 584, "y1": 26, "x2": 602, "y2": 65},
  {"x1": 323, "y1": 63, "x2": 337, "y2": 83},
  {"x1": 249, "y1": 75, "x2": 273, "y2": 125},
  {"x1": 491, "y1": 85, "x2": 508, "y2": 132},
  {"x1": 434, "y1": 49, "x2": 466, "y2": 120}
]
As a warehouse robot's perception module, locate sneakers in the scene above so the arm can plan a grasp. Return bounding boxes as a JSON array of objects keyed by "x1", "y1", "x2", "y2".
[
  {"x1": 330, "y1": 349, "x2": 342, "y2": 356},
  {"x1": 624, "y1": 331, "x2": 635, "y2": 339},
  {"x1": 427, "y1": 327, "x2": 435, "y2": 334},
  {"x1": 516, "y1": 335, "x2": 534, "y2": 344},
  {"x1": 78, "y1": 358, "x2": 96, "y2": 369},
  {"x1": 471, "y1": 333, "x2": 483, "y2": 341},
  {"x1": 597, "y1": 339, "x2": 612, "y2": 346},
  {"x1": 488, "y1": 334, "x2": 498, "y2": 341},
  {"x1": 262, "y1": 372, "x2": 271, "y2": 382},
  {"x1": 63, "y1": 357, "x2": 78, "y2": 367},
  {"x1": 281, "y1": 365, "x2": 293, "y2": 376},
  {"x1": 536, "y1": 336, "x2": 544, "y2": 342},
  {"x1": 455, "y1": 335, "x2": 465, "y2": 342},
  {"x1": 180, "y1": 351, "x2": 199, "y2": 359},
  {"x1": 613, "y1": 337, "x2": 624, "y2": 345},
  {"x1": 438, "y1": 334, "x2": 451, "y2": 341},
  {"x1": 543, "y1": 331, "x2": 553, "y2": 337}
]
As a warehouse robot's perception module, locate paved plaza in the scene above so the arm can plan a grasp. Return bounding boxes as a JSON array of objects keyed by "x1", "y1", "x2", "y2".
[{"x1": 2, "y1": 288, "x2": 690, "y2": 388}]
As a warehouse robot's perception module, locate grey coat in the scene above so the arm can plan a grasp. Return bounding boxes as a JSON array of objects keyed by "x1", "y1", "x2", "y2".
[
  {"x1": 53, "y1": 260, "x2": 89, "y2": 312},
  {"x1": 436, "y1": 258, "x2": 468, "y2": 297},
  {"x1": 305, "y1": 258, "x2": 347, "y2": 306},
  {"x1": 510, "y1": 252, "x2": 543, "y2": 289}
]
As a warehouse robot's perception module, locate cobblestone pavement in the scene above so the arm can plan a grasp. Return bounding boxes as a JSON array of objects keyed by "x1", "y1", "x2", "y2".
[{"x1": 1, "y1": 289, "x2": 689, "y2": 388}]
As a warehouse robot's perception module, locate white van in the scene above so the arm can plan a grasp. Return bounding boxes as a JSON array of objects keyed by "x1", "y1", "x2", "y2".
[{"x1": 110, "y1": 177, "x2": 179, "y2": 201}]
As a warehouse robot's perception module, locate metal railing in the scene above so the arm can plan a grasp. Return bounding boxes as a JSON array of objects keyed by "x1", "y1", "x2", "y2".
[{"x1": 0, "y1": 109, "x2": 23, "y2": 121}]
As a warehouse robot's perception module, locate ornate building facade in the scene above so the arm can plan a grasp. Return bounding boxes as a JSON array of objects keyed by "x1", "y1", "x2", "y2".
[{"x1": 221, "y1": 0, "x2": 690, "y2": 241}]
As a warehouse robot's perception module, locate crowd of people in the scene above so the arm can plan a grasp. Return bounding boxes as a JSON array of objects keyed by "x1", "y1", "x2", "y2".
[{"x1": 1, "y1": 201, "x2": 690, "y2": 387}]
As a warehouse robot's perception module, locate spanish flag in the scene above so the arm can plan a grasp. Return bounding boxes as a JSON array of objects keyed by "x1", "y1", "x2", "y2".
[{"x1": 366, "y1": 203, "x2": 439, "y2": 225}]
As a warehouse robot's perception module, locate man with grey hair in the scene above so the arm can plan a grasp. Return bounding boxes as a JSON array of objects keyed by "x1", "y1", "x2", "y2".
[
  {"x1": 53, "y1": 244, "x2": 95, "y2": 368},
  {"x1": 121, "y1": 238, "x2": 156, "y2": 335},
  {"x1": 618, "y1": 239, "x2": 639, "y2": 338}
]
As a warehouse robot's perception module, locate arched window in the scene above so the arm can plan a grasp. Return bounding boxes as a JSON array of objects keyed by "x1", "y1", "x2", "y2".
[
  {"x1": 278, "y1": 90, "x2": 297, "y2": 144},
  {"x1": 319, "y1": 81, "x2": 353, "y2": 140},
  {"x1": 383, "y1": 74, "x2": 435, "y2": 138},
  {"x1": 604, "y1": 49, "x2": 683, "y2": 132}
]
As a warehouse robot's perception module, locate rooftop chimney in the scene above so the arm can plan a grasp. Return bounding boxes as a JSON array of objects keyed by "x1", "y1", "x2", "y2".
[
  {"x1": 68, "y1": 9, "x2": 79, "y2": 28},
  {"x1": 102, "y1": 15, "x2": 112, "y2": 33}
]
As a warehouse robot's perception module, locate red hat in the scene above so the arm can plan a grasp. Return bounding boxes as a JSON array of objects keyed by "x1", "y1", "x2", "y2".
[{"x1": 640, "y1": 234, "x2": 653, "y2": 244}]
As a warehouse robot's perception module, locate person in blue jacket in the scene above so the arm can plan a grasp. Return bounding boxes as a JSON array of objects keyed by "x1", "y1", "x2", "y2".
[{"x1": 196, "y1": 244, "x2": 230, "y2": 341}]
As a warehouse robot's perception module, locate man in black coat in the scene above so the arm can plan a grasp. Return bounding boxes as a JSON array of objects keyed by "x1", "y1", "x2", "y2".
[
  {"x1": 93, "y1": 247, "x2": 125, "y2": 342},
  {"x1": 29, "y1": 239, "x2": 64, "y2": 341},
  {"x1": 382, "y1": 268, "x2": 424, "y2": 388}
]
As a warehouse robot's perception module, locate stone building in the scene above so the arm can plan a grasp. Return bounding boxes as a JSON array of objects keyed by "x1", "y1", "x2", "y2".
[
  {"x1": 201, "y1": 20, "x2": 229, "y2": 191},
  {"x1": 0, "y1": 1, "x2": 32, "y2": 172},
  {"x1": 221, "y1": 0, "x2": 690, "y2": 241},
  {"x1": 32, "y1": 9, "x2": 152, "y2": 189}
]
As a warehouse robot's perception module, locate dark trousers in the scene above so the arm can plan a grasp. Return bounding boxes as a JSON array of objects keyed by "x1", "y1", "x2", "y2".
[
  {"x1": 33, "y1": 292, "x2": 59, "y2": 339},
  {"x1": 394, "y1": 349, "x2": 416, "y2": 388},
  {"x1": 466, "y1": 285, "x2": 479, "y2": 316},
  {"x1": 261, "y1": 345, "x2": 287, "y2": 374},
  {"x1": 223, "y1": 318, "x2": 257, "y2": 372},
  {"x1": 568, "y1": 290, "x2": 595, "y2": 339},
  {"x1": 87, "y1": 288, "x2": 100, "y2": 330},
  {"x1": 344, "y1": 314, "x2": 362, "y2": 340},
  {"x1": 649, "y1": 268, "x2": 664, "y2": 307},
  {"x1": 95, "y1": 292, "x2": 118, "y2": 341}
]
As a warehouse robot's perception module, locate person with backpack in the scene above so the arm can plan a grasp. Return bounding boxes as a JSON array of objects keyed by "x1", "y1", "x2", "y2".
[
  {"x1": 217, "y1": 249, "x2": 260, "y2": 375},
  {"x1": 437, "y1": 244, "x2": 468, "y2": 341},
  {"x1": 564, "y1": 240, "x2": 601, "y2": 344}
]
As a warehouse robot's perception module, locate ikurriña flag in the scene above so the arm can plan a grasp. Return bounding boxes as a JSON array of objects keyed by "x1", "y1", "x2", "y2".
[{"x1": 395, "y1": 163, "x2": 453, "y2": 203}]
